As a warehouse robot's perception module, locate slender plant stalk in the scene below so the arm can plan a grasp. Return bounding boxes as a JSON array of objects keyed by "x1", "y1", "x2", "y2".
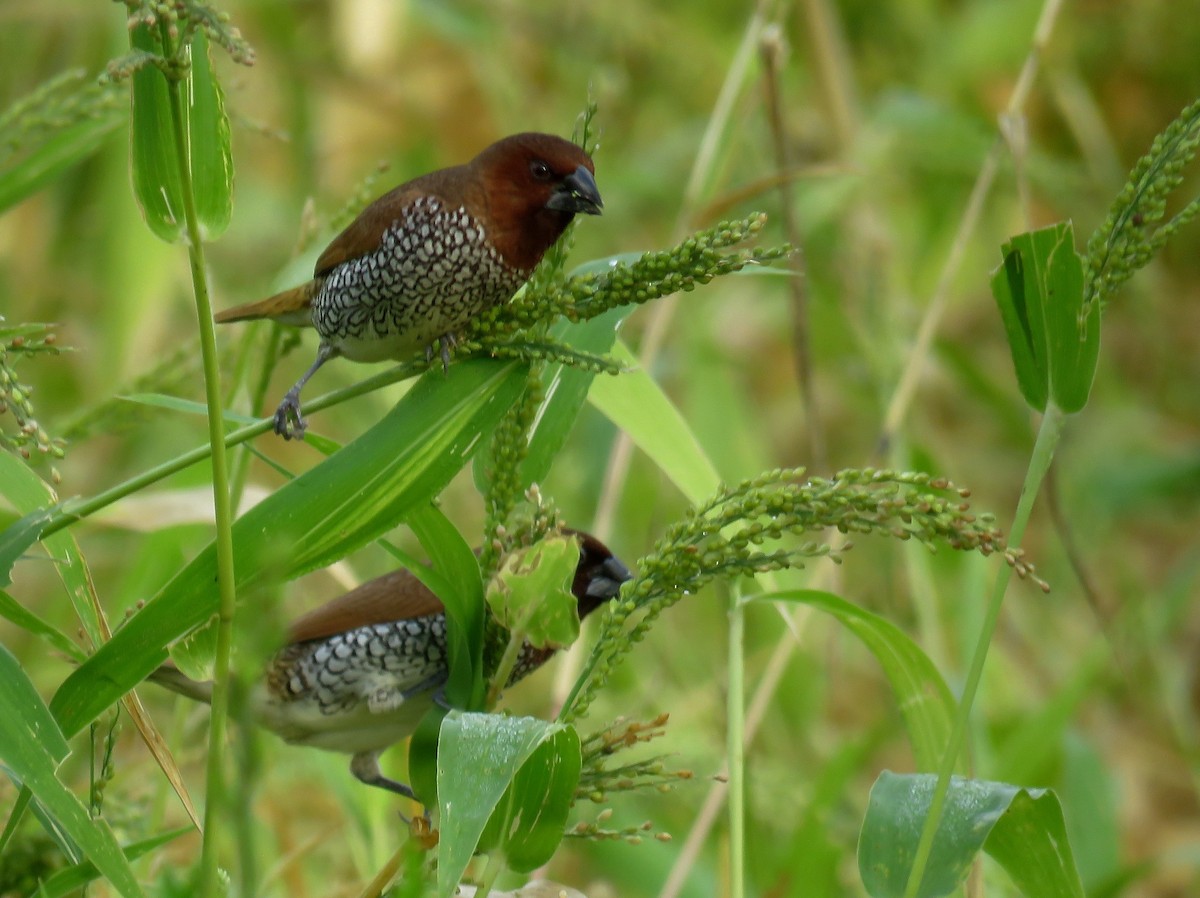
[
  {"x1": 156, "y1": 25, "x2": 239, "y2": 896},
  {"x1": 901, "y1": 404, "x2": 1065, "y2": 898},
  {"x1": 726, "y1": 590, "x2": 747, "y2": 898},
  {"x1": 353, "y1": 841, "x2": 408, "y2": 898},
  {"x1": 474, "y1": 852, "x2": 505, "y2": 898},
  {"x1": 759, "y1": 25, "x2": 826, "y2": 472},
  {"x1": 38, "y1": 360, "x2": 423, "y2": 540}
]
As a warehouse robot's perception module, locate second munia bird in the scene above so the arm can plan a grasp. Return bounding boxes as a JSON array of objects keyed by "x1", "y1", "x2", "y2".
[
  {"x1": 216, "y1": 132, "x2": 603, "y2": 439},
  {"x1": 150, "y1": 531, "x2": 630, "y2": 798}
]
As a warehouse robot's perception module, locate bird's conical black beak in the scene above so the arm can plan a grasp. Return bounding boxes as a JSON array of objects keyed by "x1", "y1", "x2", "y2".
[
  {"x1": 547, "y1": 165, "x2": 603, "y2": 215},
  {"x1": 585, "y1": 554, "x2": 632, "y2": 601}
]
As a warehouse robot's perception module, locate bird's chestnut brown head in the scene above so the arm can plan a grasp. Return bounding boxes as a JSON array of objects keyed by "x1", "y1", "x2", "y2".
[
  {"x1": 569, "y1": 530, "x2": 632, "y2": 620},
  {"x1": 470, "y1": 132, "x2": 603, "y2": 271}
]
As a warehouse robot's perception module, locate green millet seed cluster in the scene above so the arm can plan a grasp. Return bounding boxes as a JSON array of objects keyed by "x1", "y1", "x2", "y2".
[
  {"x1": 563, "y1": 467, "x2": 1045, "y2": 721},
  {"x1": 108, "y1": 0, "x2": 255, "y2": 81},
  {"x1": 0, "y1": 71, "x2": 122, "y2": 165},
  {"x1": 576, "y1": 714, "x2": 692, "y2": 802},
  {"x1": 461, "y1": 213, "x2": 791, "y2": 350},
  {"x1": 480, "y1": 376, "x2": 549, "y2": 579},
  {"x1": 0, "y1": 323, "x2": 65, "y2": 481},
  {"x1": 1084, "y1": 97, "x2": 1200, "y2": 313}
]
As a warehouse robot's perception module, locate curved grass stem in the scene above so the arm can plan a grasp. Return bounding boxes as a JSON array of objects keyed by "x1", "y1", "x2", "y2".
[
  {"x1": 901, "y1": 403, "x2": 1065, "y2": 898},
  {"x1": 155, "y1": 24, "x2": 238, "y2": 896}
]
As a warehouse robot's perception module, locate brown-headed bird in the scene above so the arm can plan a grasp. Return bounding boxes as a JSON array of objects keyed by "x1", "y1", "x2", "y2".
[
  {"x1": 150, "y1": 531, "x2": 630, "y2": 798},
  {"x1": 216, "y1": 132, "x2": 603, "y2": 439}
]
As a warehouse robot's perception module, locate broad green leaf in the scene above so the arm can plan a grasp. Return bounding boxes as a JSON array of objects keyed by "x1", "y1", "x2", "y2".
[
  {"x1": 187, "y1": 31, "x2": 233, "y2": 239},
  {"x1": 476, "y1": 725, "x2": 581, "y2": 872},
  {"x1": 37, "y1": 826, "x2": 192, "y2": 898},
  {"x1": 0, "y1": 645, "x2": 143, "y2": 898},
  {"x1": 127, "y1": 27, "x2": 233, "y2": 242},
  {"x1": 437, "y1": 713, "x2": 580, "y2": 897},
  {"x1": 749, "y1": 590, "x2": 955, "y2": 770},
  {"x1": 1042, "y1": 227, "x2": 1099, "y2": 412},
  {"x1": 587, "y1": 339, "x2": 720, "y2": 505},
  {"x1": 859, "y1": 772, "x2": 1084, "y2": 898},
  {"x1": 49, "y1": 359, "x2": 527, "y2": 739},
  {"x1": 128, "y1": 23, "x2": 185, "y2": 242},
  {"x1": 487, "y1": 535, "x2": 581, "y2": 648},
  {"x1": 991, "y1": 222, "x2": 1099, "y2": 414}
]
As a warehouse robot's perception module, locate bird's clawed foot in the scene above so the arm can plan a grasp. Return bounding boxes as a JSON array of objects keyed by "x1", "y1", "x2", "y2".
[
  {"x1": 423, "y1": 333, "x2": 458, "y2": 374},
  {"x1": 273, "y1": 390, "x2": 307, "y2": 440}
]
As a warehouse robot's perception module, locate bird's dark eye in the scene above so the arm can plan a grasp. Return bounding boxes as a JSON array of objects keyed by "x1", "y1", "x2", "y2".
[{"x1": 529, "y1": 160, "x2": 553, "y2": 181}]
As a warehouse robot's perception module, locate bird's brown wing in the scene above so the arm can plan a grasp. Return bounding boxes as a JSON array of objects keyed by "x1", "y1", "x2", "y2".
[
  {"x1": 313, "y1": 166, "x2": 473, "y2": 277},
  {"x1": 286, "y1": 567, "x2": 446, "y2": 644}
]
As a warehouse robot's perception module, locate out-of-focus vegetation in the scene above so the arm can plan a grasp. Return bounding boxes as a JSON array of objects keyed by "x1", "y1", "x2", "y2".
[{"x1": 2, "y1": 1, "x2": 1199, "y2": 896}]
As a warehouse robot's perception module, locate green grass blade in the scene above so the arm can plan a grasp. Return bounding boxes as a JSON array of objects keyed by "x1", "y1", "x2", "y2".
[
  {"x1": 0, "y1": 590, "x2": 85, "y2": 662},
  {"x1": 0, "y1": 453, "x2": 103, "y2": 648},
  {"x1": 407, "y1": 502, "x2": 485, "y2": 710},
  {"x1": 748, "y1": 589, "x2": 955, "y2": 770},
  {"x1": 48, "y1": 359, "x2": 527, "y2": 738},
  {"x1": 0, "y1": 645, "x2": 144, "y2": 898},
  {"x1": 587, "y1": 339, "x2": 720, "y2": 505},
  {"x1": 519, "y1": 307, "x2": 631, "y2": 487},
  {"x1": 0, "y1": 114, "x2": 123, "y2": 215}
]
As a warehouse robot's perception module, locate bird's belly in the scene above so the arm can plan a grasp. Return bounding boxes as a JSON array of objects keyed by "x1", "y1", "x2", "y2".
[
  {"x1": 253, "y1": 685, "x2": 436, "y2": 755},
  {"x1": 310, "y1": 199, "x2": 528, "y2": 362},
  {"x1": 255, "y1": 617, "x2": 450, "y2": 754}
]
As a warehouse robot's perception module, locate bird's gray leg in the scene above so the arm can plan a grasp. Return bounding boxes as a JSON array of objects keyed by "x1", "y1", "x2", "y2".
[
  {"x1": 274, "y1": 343, "x2": 336, "y2": 440},
  {"x1": 349, "y1": 751, "x2": 417, "y2": 803},
  {"x1": 439, "y1": 334, "x2": 457, "y2": 373}
]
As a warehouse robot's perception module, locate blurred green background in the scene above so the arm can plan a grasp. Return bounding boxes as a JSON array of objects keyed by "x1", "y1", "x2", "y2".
[{"x1": 2, "y1": 0, "x2": 1199, "y2": 895}]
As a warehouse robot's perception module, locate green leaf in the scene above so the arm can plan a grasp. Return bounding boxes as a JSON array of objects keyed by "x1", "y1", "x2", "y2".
[
  {"x1": 587, "y1": 339, "x2": 721, "y2": 505},
  {"x1": 748, "y1": 590, "x2": 955, "y2": 770},
  {"x1": 0, "y1": 645, "x2": 144, "y2": 898},
  {"x1": 859, "y1": 771, "x2": 1084, "y2": 898},
  {"x1": 49, "y1": 359, "x2": 527, "y2": 739},
  {"x1": 437, "y1": 713, "x2": 580, "y2": 896},
  {"x1": 128, "y1": 24, "x2": 185, "y2": 243},
  {"x1": 477, "y1": 725, "x2": 581, "y2": 872},
  {"x1": 187, "y1": 31, "x2": 233, "y2": 240},
  {"x1": 407, "y1": 503, "x2": 485, "y2": 710},
  {"x1": 521, "y1": 307, "x2": 631, "y2": 486},
  {"x1": 991, "y1": 222, "x2": 1099, "y2": 414},
  {"x1": 486, "y1": 534, "x2": 581, "y2": 649}
]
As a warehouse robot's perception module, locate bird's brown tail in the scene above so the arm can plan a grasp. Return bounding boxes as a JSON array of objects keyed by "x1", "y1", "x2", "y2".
[
  {"x1": 147, "y1": 663, "x2": 214, "y2": 705},
  {"x1": 213, "y1": 282, "x2": 317, "y2": 326}
]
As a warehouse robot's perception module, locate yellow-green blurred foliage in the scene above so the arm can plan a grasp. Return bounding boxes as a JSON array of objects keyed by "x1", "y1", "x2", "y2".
[{"x1": 2, "y1": 1, "x2": 1198, "y2": 896}]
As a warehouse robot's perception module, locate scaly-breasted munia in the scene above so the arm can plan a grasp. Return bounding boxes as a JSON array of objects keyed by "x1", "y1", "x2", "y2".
[
  {"x1": 150, "y1": 532, "x2": 630, "y2": 797},
  {"x1": 216, "y1": 132, "x2": 603, "y2": 439}
]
